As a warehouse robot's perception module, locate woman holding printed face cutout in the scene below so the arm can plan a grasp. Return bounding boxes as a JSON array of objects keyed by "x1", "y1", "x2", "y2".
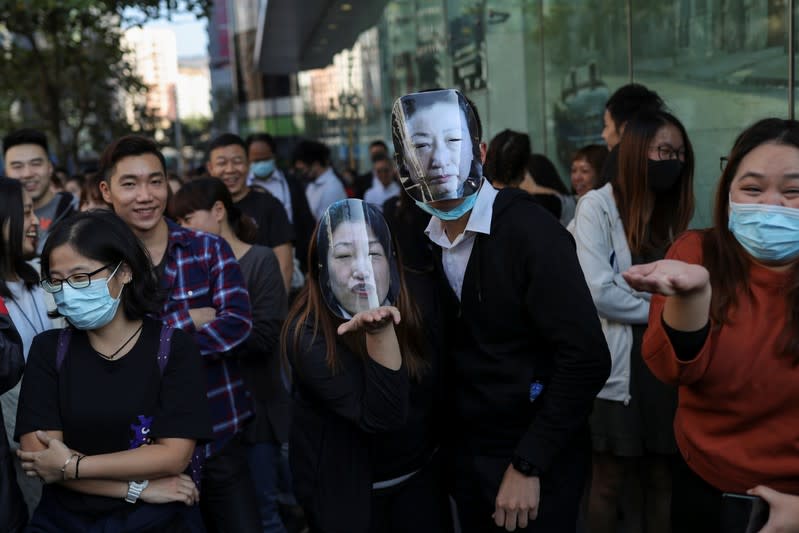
[
  {"x1": 393, "y1": 89, "x2": 611, "y2": 533},
  {"x1": 282, "y1": 199, "x2": 452, "y2": 533}
]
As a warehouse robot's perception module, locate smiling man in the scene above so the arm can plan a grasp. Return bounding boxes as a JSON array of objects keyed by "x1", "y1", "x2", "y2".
[
  {"x1": 3, "y1": 129, "x2": 75, "y2": 254},
  {"x1": 207, "y1": 133, "x2": 295, "y2": 290},
  {"x1": 97, "y1": 135, "x2": 261, "y2": 531}
]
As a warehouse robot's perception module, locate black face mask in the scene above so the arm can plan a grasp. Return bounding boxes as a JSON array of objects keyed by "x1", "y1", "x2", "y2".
[{"x1": 647, "y1": 159, "x2": 683, "y2": 192}]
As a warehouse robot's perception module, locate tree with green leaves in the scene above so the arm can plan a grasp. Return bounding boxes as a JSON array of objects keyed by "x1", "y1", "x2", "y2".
[{"x1": 0, "y1": 0, "x2": 212, "y2": 167}]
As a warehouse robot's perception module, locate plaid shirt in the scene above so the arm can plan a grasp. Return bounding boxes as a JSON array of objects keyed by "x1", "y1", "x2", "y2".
[{"x1": 157, "y1": 220, "x2": 253, "y2": 457}]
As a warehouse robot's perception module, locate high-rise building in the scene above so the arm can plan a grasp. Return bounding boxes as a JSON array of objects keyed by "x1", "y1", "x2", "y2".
[{"x1": 123, "y1": 26, "x2": 179, "y2": 121}]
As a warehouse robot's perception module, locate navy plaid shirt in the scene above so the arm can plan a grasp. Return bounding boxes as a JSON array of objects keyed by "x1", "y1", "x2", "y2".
[{"x1": 157, "y1": 220, "x2": 253, "y2": 457}]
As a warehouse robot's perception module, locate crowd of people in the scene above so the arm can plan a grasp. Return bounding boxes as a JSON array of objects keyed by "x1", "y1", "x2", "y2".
[{"x1": 0, "y1": 83, "x2": 798, "y2": 533}]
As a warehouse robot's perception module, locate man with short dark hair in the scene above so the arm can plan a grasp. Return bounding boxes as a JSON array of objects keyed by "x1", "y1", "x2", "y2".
[
  {"x1": 292, "y1": 139, "x2": 347, "y2": 221},
  {"x1": 207, "y1": 133, "x2": 295, "y2": 290},
  {"x1": 97, "y1": 135, "x2": 261, "y2": 532},
  {"x1": 363, "y1": 153, "x2": 401, "y2": 212},
  {"x1": 246, "y1": 133, "x2": 316, "y2": 275},
  {"x1": 354, "y1": 139, "x2": 390, "y2": 199},
  {"x1": 3, "y1": 129, "x2": 75, "y2": 254}
]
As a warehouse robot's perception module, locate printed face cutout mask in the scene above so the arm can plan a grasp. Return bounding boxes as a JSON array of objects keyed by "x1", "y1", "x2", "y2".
[
  {"x1": 391, "y1": 89, "x2": 482, "y2": 206},
  {"x1": 317, "y1": 199, "x2": 400, "y2": 318}
]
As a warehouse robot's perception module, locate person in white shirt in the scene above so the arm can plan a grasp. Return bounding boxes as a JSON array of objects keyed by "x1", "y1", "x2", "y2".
[
  {"x1": 363, "y1": 154, "x2": 402, "y2": 212},
  {"x1": 292, "y1": 140, "x2": 347, "y2": 221}
]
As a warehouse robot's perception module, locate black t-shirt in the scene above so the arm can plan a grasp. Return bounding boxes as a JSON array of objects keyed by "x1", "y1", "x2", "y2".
[
  {"x1": 15, "y1": 318, "x2": 213, "y2": 515},
  {"x1": 235, "y1": 189, "x2": 295, "y2": 248}
]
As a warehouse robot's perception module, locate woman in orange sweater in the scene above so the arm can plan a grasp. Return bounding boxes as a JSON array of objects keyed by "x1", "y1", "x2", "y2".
[{"x1": 623, "y1": 118, "x2": 799, "y2": 532}]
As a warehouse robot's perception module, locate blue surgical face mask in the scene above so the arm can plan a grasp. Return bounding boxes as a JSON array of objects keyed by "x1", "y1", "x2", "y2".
[
  {"x1": 728, "y1": 199, "x2": 799, "y2": 262},
  {"x1": 251, "y1": 159, "x2": 276, "y2": 179},
  {"x1": 414, "y1": 190, "x2": 479, "y2": 221},
  {"x1": 54, "y1": 263, "x2": 123, "y2": 330}
]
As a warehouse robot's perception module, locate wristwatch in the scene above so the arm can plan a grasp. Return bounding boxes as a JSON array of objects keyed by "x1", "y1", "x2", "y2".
[
  {"x1": 125, "y1": 480, "x2": 149, "y2": 504},
  {"x1": 511, "y1": 455, "x2": 541, "y2": 478}
]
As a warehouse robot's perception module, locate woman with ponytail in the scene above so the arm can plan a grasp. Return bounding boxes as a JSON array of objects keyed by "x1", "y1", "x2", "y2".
[{"x1": 171, "y1": 177, "x2": 290, "y2": 532}]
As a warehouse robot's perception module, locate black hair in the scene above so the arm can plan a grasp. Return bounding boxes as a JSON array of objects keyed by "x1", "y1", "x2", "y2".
[
  {"x1": 0, "y1": 178, "x2": 40, "y2": 299},
  {"x1": 605, "y1": 83, "x2": 665, "y2": 130},
  {"x1": 528, "y1": 153, "x2": 569, "y2": 195},
  {"x1": 40, "y1": 210, "x2": 162, "y2": 320},
  {"x1": 97, "y1": 135, "x2": 167, "y2": 183},
  {"x1": 292, "y1": 140, "x2": 331, "y2": 166},
  {"x1": 169, "y1": 177, "x2": 259, "y2": 244},
  {"x1": 2, "y1": 128, "x2": 49, "y2": 158},
  {"x1": 65, "y1": 174, "x2": 86, "y2": 187},
  {"x1": 245, "y1": 132, "x2": 276, "y2": 153},
  {"x1": 485, "y1": 129, "x2": 531, "y2": 186},
  {"x1": 371, "y1": 153, "x2": 391, "y2": 165},
  {"x1": 208, "y1": 133, "x2": 247, "y2": 158},
  {"x1": 369, "y1": 140, "x2": 389, "y2": 153}
]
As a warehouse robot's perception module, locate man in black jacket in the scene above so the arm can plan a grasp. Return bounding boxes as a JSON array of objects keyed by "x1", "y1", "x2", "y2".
[{"x1": 391, "y1": 89, "x2": 611, "y2": 532}]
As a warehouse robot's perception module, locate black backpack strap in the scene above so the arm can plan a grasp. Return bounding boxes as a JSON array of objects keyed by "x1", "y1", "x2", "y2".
[{"x1": 55, "y1": 328, "x2": 73, "y2": 372}]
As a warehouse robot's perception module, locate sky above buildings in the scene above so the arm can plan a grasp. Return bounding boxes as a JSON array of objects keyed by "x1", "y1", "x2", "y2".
[{"x1": 144, "y1": 12, "x2": 207, "y2": 58}]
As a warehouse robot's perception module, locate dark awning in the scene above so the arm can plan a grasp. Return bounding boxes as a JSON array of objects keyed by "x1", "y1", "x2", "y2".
[{"x1": 255, "y1": 0, "x2": 388, "y2": 74}]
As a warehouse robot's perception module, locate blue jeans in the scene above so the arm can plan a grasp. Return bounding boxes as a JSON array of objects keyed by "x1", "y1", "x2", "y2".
[{"x1": 248, "y1": 441, "x2": 288, "y2": 533}]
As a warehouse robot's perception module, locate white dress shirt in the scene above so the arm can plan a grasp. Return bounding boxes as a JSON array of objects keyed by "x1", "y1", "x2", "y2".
[
  {"x1": 305, "y1": 167, "x2": 348, "y2": 221},
  {"x1": 425, "y1": 182, "x2": 498, "y2": 300},
  {"x1": 363, "y1": 180, "x2": 402, "y2": 212}
]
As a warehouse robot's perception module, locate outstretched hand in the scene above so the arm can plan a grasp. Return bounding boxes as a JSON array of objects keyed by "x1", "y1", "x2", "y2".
[
  {"x1": 623, "y1": 259, "x2": 710, "y2": 296},
  {"x1": 337, "y1": 306, "x2": 401, "y2": 336}
]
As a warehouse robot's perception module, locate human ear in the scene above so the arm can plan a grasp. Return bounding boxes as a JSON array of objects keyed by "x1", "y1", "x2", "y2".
[{"x1": 211, "y1": 201, "x2": 226, "y2": 223}]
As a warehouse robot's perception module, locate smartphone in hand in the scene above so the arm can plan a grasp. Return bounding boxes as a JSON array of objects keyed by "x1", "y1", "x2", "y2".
[{"x1": 720, "y1": 493, "x2": 769, "y2": 533}]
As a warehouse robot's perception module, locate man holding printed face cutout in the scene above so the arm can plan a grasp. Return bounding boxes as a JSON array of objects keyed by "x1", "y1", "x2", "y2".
[{"x1": 392, "y1": 89, "x2": 611, "y2": 532}]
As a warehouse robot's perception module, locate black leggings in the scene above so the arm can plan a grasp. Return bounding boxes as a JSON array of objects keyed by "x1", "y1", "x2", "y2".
[{"x1": 671, "y1": 454, "x2": 723, "y2": 533}]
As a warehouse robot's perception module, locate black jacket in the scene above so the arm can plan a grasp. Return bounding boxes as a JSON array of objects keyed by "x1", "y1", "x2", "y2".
[
  {"x1": 0, "y1": 313, "x2": 27, "y2": 531},
  {"x1": 287, "y1": 319, "x2": 411, "y2": 533},
  {"x1": 437, "y1": 188, "x2": 611, "y2": 472}
]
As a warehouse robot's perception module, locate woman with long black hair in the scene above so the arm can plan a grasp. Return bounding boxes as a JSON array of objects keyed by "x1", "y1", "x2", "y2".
[
  {"x1": 0, "y1": 177, "x2": 53, "y2": 516},
  {"x1": 282, "y1": 199, "x2": 451, "y2": 533},
  {"x1": 571, "y1": 109, "x2": 695, "y2": 533}
]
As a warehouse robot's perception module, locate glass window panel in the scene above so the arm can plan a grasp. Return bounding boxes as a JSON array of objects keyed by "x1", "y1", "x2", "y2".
[{"x1": 632, "y1": 0, "x2": 789, "y2": 227}]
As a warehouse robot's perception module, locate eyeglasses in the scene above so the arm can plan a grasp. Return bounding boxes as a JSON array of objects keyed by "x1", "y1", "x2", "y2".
[
  {"x1": 41, "y1": 263, "x2": 114, "y2": 294},
  {"x1": 655, "y1": 145, "x2": 686, "y2": 161},
  {"x1": 720, "y1": 156, "x2": 729, "y2": 171}
]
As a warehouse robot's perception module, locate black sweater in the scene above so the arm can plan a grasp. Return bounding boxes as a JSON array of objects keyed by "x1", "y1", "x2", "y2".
[
  {"x1": 287, "y1": 319, "x2": 411, "y2": 533},
  {"x1": 438, "y1": 188, "x2": 611, "y2": 472}
]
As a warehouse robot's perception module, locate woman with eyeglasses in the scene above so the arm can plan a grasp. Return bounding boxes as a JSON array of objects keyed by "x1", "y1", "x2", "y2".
[
  {"x1": 14, "y1": 210, "x2": 212, "y2": 532},
  {"x1": 623, "y1": 118, "x2": 799, "y2": 532},
  {"x1": 0, "y1": 177, "x2": 53, "y2": 520},
  {"x1": 571, "y1": 110, "x2": 695, "y2": 533}
]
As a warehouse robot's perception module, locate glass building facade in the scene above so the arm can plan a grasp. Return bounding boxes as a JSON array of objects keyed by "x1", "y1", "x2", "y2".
[{"x1": 258, "y1": 0, "x2": 796, "y2": 226}]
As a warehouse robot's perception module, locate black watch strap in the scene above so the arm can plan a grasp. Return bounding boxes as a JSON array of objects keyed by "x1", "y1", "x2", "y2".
[{"x1": 511, "y1": 455, "x2": 541, "y2": 477}]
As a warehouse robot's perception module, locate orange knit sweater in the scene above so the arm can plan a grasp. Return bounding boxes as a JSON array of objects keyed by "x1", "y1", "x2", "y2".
[{"x1": 644, "y1": 231, "x2": 799, "y2": 494}]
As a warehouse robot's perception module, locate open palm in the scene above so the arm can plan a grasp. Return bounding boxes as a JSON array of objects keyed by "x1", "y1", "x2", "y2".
[{"x1": 623, "y1": 259, "x2": 710, "y2": 296}]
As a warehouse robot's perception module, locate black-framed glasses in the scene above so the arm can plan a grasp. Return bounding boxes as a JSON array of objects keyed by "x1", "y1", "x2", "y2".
[
  {"x1": 656, "y1": 145, "x2": 686, "y2": 161},
  {"x1": 720, "y1": 156, "x2": 729, "y2": 171},
  {"x1": 41, "y1": 263, "x2": 114, "y2": 294}
]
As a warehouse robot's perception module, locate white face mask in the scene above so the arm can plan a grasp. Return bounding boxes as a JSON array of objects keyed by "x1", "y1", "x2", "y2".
[{"x1": 728, "y1": 199, "x2": 799, "y2": 262}]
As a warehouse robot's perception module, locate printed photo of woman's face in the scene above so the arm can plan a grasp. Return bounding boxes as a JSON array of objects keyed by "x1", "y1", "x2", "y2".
[
  {"x1": 405, "y1": 99, "x2": 474, "y2": 201},
  {"x1": 326, "y1": 221, "x2": 390, "y2": 315}
]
